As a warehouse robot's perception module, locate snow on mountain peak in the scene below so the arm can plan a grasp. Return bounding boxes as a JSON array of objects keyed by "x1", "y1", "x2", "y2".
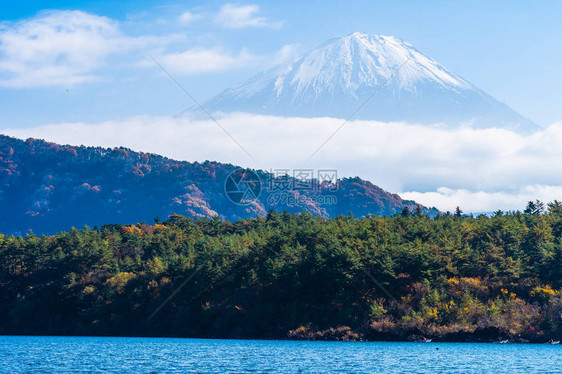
[
  {"x1": 281, "y1": 32, "x2": 470, "y2": 98},
  {"x1": 197, "y1": 32, "x2": 538, "y2": 132}
]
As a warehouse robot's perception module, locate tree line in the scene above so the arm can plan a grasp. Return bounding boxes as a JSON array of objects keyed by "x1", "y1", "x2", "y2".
[{"x1": 0, "y1": 202, "x2": 561, "y2": 342}]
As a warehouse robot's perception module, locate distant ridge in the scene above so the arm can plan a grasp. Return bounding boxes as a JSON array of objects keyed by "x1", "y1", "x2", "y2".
[{"x1": 0, "y1": 135, "x2": 438, "y2": 234}]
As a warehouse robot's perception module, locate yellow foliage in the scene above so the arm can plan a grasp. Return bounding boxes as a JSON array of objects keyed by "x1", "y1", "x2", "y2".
[
  {"x1": 147, "y1": 280, "x2": 158, "y2": 290},
  {"x1": 530, "y1": 285, "x2": 558, "y2": 298},
  {"x1": 460, "y1": 277, "x2": 480, "y2": 287},
  {"x1": 147, "y1": 257, "x2": 165, "y2": 275},
  {"x1": 427, "y1": 307, "x2": 438, "y2": 319},
  {"x1": 82, "y1": 285, "x2": 95, "y2": 295},
  {"x1": 292, "y1": 326, "x2": 308, "y2": 334},
  {"x1": 369, "y1": 299, "x2": 387, "y2": 319},
  {"x1": 105, "y1": 272, "x2": 136, "y2": 292},
  {"x1": 123, "y1": 226, "x2": 142, "y2": 235}
]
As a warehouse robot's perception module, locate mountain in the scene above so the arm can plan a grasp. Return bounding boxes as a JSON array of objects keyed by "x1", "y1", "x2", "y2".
[
  {"x1": 198, "y1": 32, "x2": 539, "y2": 132},
  {"x1": 0, "y1": 135, "x2": 437, "y2": 235}
]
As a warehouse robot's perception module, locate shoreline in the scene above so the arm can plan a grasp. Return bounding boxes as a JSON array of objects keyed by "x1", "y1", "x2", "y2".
[{"x1": 0, "y1": 333, "x2": 558, "y2": 345}]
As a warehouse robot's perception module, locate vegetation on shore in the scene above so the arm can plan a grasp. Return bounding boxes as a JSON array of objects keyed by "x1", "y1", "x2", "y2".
[{"x1": 1, "y1": 203, "x2": 561, "y2": 342}]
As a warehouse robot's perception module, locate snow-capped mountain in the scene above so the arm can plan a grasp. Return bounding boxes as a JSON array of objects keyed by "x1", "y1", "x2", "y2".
[{"x1": 198, "y1": 32, "x2": 538, "y2": 132}]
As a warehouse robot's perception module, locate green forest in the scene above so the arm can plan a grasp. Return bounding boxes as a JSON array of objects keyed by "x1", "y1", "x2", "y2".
[{"x1": 1, "y1": 202, "x2": 561, "y2": 342}]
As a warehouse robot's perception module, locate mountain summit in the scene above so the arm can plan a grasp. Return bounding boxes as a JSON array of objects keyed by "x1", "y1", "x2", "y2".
[{"x1": 199, "y1": 32, "x2": 538, "y2": 132}]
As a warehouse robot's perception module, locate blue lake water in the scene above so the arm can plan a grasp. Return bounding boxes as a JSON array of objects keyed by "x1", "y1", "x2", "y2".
[{"x1": 0, "y1": 336, "x2": 560, "y2": 373}]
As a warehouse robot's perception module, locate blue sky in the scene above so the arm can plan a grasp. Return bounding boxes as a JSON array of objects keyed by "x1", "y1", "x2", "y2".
[
  {"x1": 1, "y1": 0, "x2": 561, "y2": 126},
  {"x1": 2, "y1": 1, "x2": 562, "y2": 212}
]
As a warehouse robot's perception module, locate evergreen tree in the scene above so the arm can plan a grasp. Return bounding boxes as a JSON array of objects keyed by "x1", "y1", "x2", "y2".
[
  {"x1": 525, "y1": 200, "x2": 545, "y2": 215},
  {"x1": 401, "y1": 206, "x2": 410, "y2": 217},
  {"x1": 454, "y1": 206, "x2": 463, "y2": 217},
  {"x1": 547, "y1": 200, "x2": 562, "y2": 216}
]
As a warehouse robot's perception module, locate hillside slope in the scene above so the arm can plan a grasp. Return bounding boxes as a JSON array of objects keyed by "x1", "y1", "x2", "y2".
[{"x1": 0, "y1": 135, "x2": 437, "y2": 234}]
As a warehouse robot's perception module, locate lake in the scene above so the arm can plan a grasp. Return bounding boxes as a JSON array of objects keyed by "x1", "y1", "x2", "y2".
[{"x1": 0, "y1": 336, "x2": 560, "y2": 373}]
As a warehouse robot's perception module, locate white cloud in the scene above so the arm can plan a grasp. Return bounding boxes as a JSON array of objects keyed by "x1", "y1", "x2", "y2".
[
  {"x1": 178, "y1": 12, "x2": 202, "y2": 24},
  {"x1": 148, "y1": 43, "x2": 299, "y2": 74},
  {"x1": 4, "y1": 114, "x2": 562, "y2": 213},
  {"x1": 273, "y1": 44, "x2": 301, "y2": 65},
  {"x1": 402, "y1": 186, "x2": 562, "y2": 213},
  {"x1": 215, "y1": 4, "x2": 281, "y2": 29},
  {"x1": 156, "y1": 48, "x2": 258, "y2": 74},
  {"x1": 0, "y1": 8, "x2": 287, "y2": 85},
  {"x1": 0, "y1": 10, "x2": 152, "y2": 87}
]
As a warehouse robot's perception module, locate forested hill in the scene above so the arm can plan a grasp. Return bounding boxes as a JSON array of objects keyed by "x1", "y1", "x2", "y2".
[
  {"x1": 0, "y1": 211, "x2": 560, "y2": 341},
  {"x1": 0, "y1": 135, "x2": 437, "y2": 235}
]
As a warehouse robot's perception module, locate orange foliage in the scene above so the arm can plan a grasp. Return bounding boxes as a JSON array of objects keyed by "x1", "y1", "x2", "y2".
[{"x1": 122, "y1": 226, "x2": 142, "y2": 235}]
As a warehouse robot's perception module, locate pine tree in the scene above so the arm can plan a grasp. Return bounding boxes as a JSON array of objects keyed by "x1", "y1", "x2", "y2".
[
  {"x1": 525, "y1": 200, "x2": 544, "y2": 215},
  {"x1": 401, "y1": 207, "x2": 410, "y2": 217},
  {"x1": 454, "y1": 206, "x2": 463, "y2": 217}
]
